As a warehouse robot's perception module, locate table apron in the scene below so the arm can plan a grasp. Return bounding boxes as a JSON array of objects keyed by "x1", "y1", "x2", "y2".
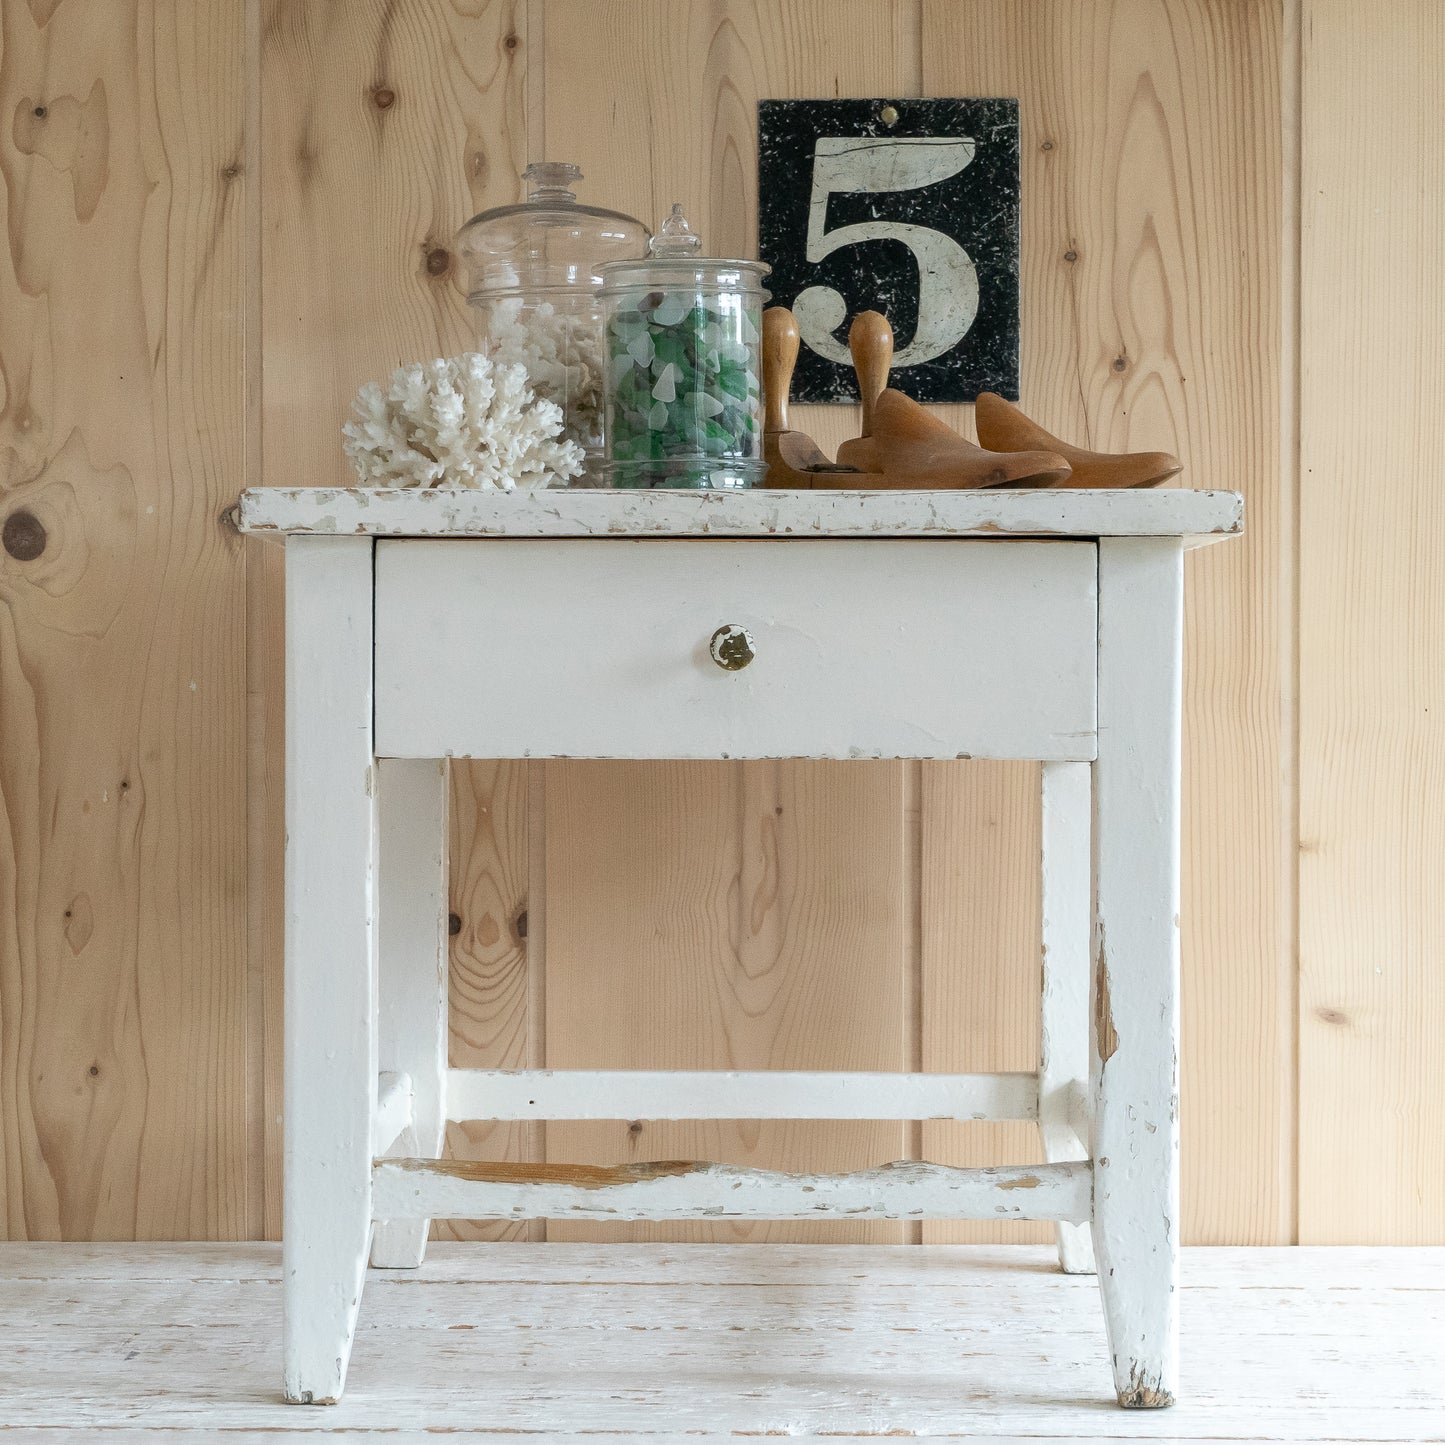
[{"x1": 373, "y1": 537, "x2": 1099, "y2": 761}]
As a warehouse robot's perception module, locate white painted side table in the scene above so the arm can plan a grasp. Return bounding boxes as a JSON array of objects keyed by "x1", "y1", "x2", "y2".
[{"x1": 239, "y1": 485, "x2": 1242, "y2": 1410}]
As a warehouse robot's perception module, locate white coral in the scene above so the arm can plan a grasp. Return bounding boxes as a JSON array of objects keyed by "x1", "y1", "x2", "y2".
[
  {"x1": 342, "y1": 352, "x2": 584, "y2": 489},
  {"x1": 486, "y1": 298, "x2": 605, "y2": 452}
]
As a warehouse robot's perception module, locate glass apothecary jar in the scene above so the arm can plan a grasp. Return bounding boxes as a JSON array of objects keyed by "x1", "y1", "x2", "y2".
[
  {"x1": 599, "y1": 205, "x2": 770, "y2": 489},
  {"x1": 455, "y1": 162, "x2": 649, "y2": 474}
]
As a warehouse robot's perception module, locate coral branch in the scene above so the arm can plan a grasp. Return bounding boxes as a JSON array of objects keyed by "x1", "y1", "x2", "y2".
[{"x1": 342, "y1": 353, "x2": 584, "y2": 489}]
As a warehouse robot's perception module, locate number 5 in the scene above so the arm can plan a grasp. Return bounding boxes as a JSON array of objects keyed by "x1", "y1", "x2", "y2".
[{"x1": 793, "y1": 136, "x2": 979, "y2": 368}]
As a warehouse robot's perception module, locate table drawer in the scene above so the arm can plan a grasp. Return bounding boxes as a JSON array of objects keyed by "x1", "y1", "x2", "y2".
[{"x1": 374, "y1": 538, "x2": 1097, "y2": 761}]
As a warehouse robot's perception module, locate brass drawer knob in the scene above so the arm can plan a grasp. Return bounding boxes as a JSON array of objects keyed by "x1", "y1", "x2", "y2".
[{"x1": 709, "y1": 624, "x2": 755, "y2": 671}]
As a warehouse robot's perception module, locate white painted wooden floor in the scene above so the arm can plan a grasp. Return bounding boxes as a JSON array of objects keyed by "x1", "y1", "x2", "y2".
[{"x1": 2, "y1": 1244, "x2": 1442, "y2": 1441}]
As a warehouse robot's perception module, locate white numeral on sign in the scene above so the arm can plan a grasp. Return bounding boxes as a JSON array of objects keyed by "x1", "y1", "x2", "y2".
[{"x1": 793, "y1": 136, "x2": 980, "y2": 368}]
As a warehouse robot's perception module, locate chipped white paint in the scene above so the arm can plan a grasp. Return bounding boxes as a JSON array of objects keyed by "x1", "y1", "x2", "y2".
[
  {"x1": 1091, "y1": 538, "x2": 1185, "y2": 1409},
  {"x1": 266, "y1": 496, "x2": 1231, "y2": 1405},
  {"x1": 369, "y1": 758, "x2": 450, "y2": 1271},
  {"x1": 238, "y1": 484, "x2": 1243, "y2": 547},
  {"x1": 281, "y1": 536, "x2": 376, "y2": 1407},
  {"x1": 372, "y1": 1158, "x2": 1093, "y2": 1224},
  {"x1": 445, "y1": 1068, "x2": 1040, "y2": 1122},
  {"x1": 1039, "y1": 760, "x2": 1097, "y2": 1276},
  {"x1": 370, "y1": 1071, "x2": 412, "y2": 1156},
  {"x1": 373, "y1": 539, "x2": 1099, "y2": 762}
]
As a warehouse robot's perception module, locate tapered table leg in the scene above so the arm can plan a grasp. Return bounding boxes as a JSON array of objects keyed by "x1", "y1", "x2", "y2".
[
  {"x1": 1091, "y1": 538, "x2": 1184, "y2": 1408},
  {"x1": 282, "y1": 536, "x2": 377, "y2": 1405}
]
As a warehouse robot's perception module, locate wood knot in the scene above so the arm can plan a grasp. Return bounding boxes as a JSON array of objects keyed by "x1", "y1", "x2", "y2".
[
  {"x1": 425, "y1": 247, "x2": 451, "y2": 277},
  {"x1": 373, "y1": 86, "x2": 396, "y2": 110},
  {"x1": 1315, "y1": 1006, "x2": 1350, "y2": 1026},
  {"x1": 1064, "y1": 249, "x2": 1078, "y2": 263},
  {"x1": 448, "y1": 911, "x2": 462, "y2": 936},
  {"x1": 88, "y1": 1064, "x2": 100, "y2": 1077},
  {"x1": 627, "y1": 1120, "x2": 643, "y2": 1136},
  {"x1": 1040, "y1": 139, "x2": 1055, "y2": 152},
  {"x1": 503, "y1": 33, "x2": 519, "y2": 51},
  {"x1": 3, "y1": 508, "x2": 47, "y2": 561},
  {"x1": 514, "y1": 908, "x2": 528, "y2": 941},
  {"x1": 1112, "y1": 355, "x2": 1128, "y2": 372}
]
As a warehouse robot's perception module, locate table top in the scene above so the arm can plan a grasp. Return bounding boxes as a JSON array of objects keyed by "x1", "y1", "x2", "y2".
[{"x1": 237, "y1": 486, "x2": 1243, "y2": 546}]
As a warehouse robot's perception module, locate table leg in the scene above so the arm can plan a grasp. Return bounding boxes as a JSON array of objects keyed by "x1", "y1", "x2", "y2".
[
  {"x1": 371, "y1": 757, "x2": 451, "y2": 1268},
  {"x1": 282, "y1": 537, "x2": 377, "y2": 1405},
  {"x1": 1091, "y1": 537, "x2": 1183, "y2": 1408},
  {"x1": 1039, "y1": 759, "x2": 1096, "y2": 1275}
]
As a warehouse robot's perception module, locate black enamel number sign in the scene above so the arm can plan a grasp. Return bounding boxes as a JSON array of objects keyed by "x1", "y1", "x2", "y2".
[{"x1": 758, "y1": 98, "x2": 1021, "y2": 403}]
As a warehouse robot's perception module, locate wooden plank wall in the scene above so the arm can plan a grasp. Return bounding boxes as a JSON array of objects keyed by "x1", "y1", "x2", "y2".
[
  {"x1": 0, "y1": 2, "x2": 252, "y2": 1239},
  {"x1": 0, "y1": 0, "x2": 1438, "y2": 1246},
  {"x1": 1297, "y1": 0, "x2": 1445, "y2": 1244}
]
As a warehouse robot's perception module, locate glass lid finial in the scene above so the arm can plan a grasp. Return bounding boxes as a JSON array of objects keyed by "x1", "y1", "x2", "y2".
[
  {"x1": 648, "y1": 202, "x2": 703, "y2": 257},
  {"x1": 522, "y1": 161, "x2": 582, "y2": 199}
]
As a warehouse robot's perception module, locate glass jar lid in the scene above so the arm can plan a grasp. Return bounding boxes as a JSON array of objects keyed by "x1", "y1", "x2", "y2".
[
  {"x1": 598, "y1": 204, "x2": 770, "y2": 295},
  {"x1": 455, "y1": 162, "x2": 650, "y2": 301}
]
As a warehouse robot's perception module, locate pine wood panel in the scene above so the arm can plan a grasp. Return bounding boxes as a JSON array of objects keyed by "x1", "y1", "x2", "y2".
[
  {"x1": 440, "y1": 760, "x2": 540, "y2": 1242},
  {"x1": 537, "y1": 0, "x2": 917, "y2": 1242},
  {"x1": 259, "y1": 0, "x2": 525, "y2": 484},
  {"x1": 1297, "y1": 0, "x2": 1445, "y2": 1244},
  {"x1": 920, "y1": 0, "x2": 1289, "y2": 1244},
  {"x1": 257, "y1": 0, "x2": 534, "y2": 1236},
  {"x1": 920, "y1": 763, "x2": 1049, "y2": 1244},
  {"x1": 0, "y1": 2, "x2": 250, "y2": 1239},
  {"x1": 543, "y1": 761, "x2": 908, "y2": 1242}
]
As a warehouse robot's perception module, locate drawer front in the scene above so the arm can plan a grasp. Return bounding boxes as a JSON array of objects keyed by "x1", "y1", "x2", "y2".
[{"x1": 374, "y1": 538, "x2": 1097, "y2": 761}]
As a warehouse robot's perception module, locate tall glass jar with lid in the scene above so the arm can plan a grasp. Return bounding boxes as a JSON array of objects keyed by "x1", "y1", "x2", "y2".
[
  {"x1": 455, "y1": 163, "x2": 649, "y2": 477},
  {"x1": 599, "y1": 205, "x2": 770, "y2": 489}
]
